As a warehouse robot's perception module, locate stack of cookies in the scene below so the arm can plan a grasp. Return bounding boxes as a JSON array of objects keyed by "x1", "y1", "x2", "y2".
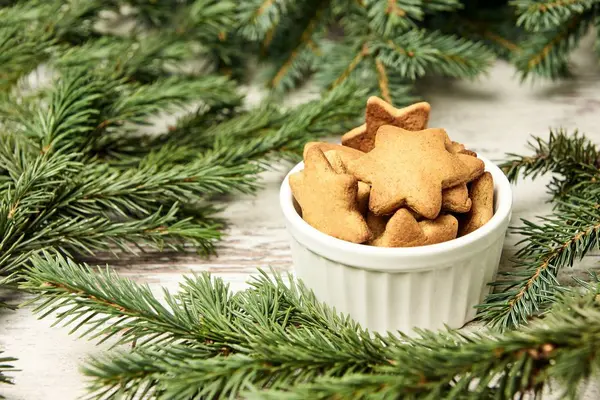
[{"x1": 290, "y1": 96, "x2": 494, "y2": 247}]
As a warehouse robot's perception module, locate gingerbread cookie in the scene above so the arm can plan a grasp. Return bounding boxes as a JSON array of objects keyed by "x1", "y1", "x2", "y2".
[
  {"x1": 440, "y1": 142, "x2": 481, "y2": 213},
  {"x1": 290, "y1": 147, "x2": 371, "y2": 243},
  {"x1": 347, "y1": 126, "x2": 471, "y2": 219},
  {"x1": 324, "y1": 150, "x2": 371, "y2": 214},
  {"x1": 303, "y1": 142, "x2": 364, "y2": 161},
  {"x1": 323, "y1": 150, "x2": 346, "y2": 174},
  {"x1": 365, "y1": 212, "x2": 387, "y2": 241},
  {"x1": 448, "y1": 141, "x2": 465, "y2": 154},
  {"x1": 458, "y1": 172, "x2": 494, "y2": 236},
  {"x1": 341, "y1": 97, "x2": 431, "y2": 152},
  {"x1": 458, "y1": 153, "x2": 485, "y2": 182},
  {"x1": 420, "y1": 214, "x2": 458, "y2": 245},
  {"x1": 367, "y1": 209, "x2": 426, "y2": 247},
  {"x1": 447, "y1": 141, "x2": 476, "y2": 157},
  {"x1": 356, "y1": 183, "x2": 370, "y2": 215},
  {"x1": 339, "y1": 124, "x2": 367, "y2": 152},
  {"x1": 442, "y1": 185, "x2": 472, "y2": 213}
]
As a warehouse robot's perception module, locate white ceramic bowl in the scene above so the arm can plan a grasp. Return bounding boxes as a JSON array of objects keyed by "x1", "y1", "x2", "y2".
[{"x1": 279, "y1": 156, "x2": 512, "y2": 334}]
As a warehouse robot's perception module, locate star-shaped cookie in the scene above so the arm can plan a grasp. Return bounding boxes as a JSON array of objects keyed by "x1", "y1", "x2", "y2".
[
  {"x1": 367, "y1": 210, "x2": 458, "y2": 247},
  {"x1": 367, "y1": 209, "x2": 426, "y2": 247},
  {"x1": 303, "y1": 142, "x2": 364, "y2": 160},
  {"x1": 323, "y1": 150, "x2": 370, "y2": 214},
  {"x1": 458, "y1": 172, "x2": 494, "y2": 236},
  {"x1": 341, "y1": 97, "x2": 431, "y2": 152},
  {"x1": 440, "y1": 141, "x2": 483, "y2": 213},
  {"x1": 346, "y1": 126, "x2": 471, "y2": 219},
  {"x1": 420, "y1": 214, "x2": 458, "y2": 245},
  {"x1": 442, "y1": 184, "x2": 472, "y2": 213},
  {"x1": 290, "y1": 147, "x2": 371, "y2": 243}
]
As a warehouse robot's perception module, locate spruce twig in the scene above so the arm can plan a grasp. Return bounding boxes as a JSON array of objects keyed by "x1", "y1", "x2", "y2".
[
  {"x1": 376, "y1": 29, "x2": 495, "y2": 80},
  {"x1": 479, "y1": 194, "x2": 600, "y2": 329},
  {"x1": 478, "y1": 131, "x2": 600, "y2": 329},
  {"x1": 513, "y1": 0, "x2": 600, "y2": 31},
  {"x1": 500, "y1": 130, "x2": 599, "y2": 197},
  {"x1": 513, "y1": 11, "x2": 594, "y2": 80},
  {"x1": 20, "y1": 257, "x2": 600, "y2": 399}
]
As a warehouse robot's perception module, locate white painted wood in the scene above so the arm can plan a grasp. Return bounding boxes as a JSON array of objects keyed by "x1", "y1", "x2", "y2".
[{"x1": 2, "y1": 36, "x2": 600, "y2": 399}]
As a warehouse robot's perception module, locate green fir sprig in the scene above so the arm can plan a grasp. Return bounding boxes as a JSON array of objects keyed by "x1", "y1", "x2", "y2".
[
  {"x1": 19, "y1": 254, "x2": 600, "y2": 399},
  {"x1": 478, "y1": 130, "x2": 600, "y2": 329}
]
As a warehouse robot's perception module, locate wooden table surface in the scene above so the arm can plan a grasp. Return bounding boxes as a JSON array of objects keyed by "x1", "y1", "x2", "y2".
[{"x1": 2, "y1": 37, "x2": 600, "y2": 399}]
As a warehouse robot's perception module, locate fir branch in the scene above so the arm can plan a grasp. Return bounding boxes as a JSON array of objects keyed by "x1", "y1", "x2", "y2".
[
  {"x1": 55, "y1": 35, "x2": 202, "y2": 83},
  {"x1": 21, "y1": 70, "x2": 109, "y2": 152},
  {"x1": 152, "y1": 103, "x2": 245, "y2": 149},
  {"x1": 480, "y1": 30, "x2": 523, "y2": 57},
  {"x1": 478, "y1": 132, "x2": 600, "y2": 329},
  {"x1": 501, "y1": 130, "x2": 600, "y2": 182},
  {"x1": 375, "y1": 29, "x2": 495, "y2": 80},
  {"x1": 125, "y1": 83, "x2": 361, "y2": 171},
  {"x1": 84, "y1": 345, "x2": 380, "y2": 400},
  {"x1": 120, "y1": 0, "x2": 184, "y2": 27},
  {"x1": 238, "y1": 0, "x2": 291, "y2": 41},
  {"x1": 513, "y1": 0, "x2": 600, "y2": 31},
  {"x1": 183, "y1": 0, "x2": 238, "y2": 41},
  {"x1": 62, "y1": 158, "x2": 260, "y2": 219},
  {"x1": 20, "y1": 253, "x2": 212, "y2": 347},
  {"x1": 0, "y1": 133, "x2": 38, "y2": 182},
  {"x1": 326, "y1": 42, "x2": 371, "y2": 89},
  {"x1": 7, "y1": 70, "x2": 241, "y2": 157},
  {"x1": 446, "y1": 10, "x2": 525, "y2": 59},
  {"x1": 206, "y1": 82, "x2": 366, "y2": 162},
  {"x1": 500, "y1": 130, "x2": 600, "y2": 203},
  {"x1": 364, "y1": 0, "x2": 422, "y2": 35},
  {"x1": 266, "y1": 0, "x2": 331, "y2": 91},
  {"x1": 29, "y1": 205, "x2": 224, "y2": 257},
  {"x1": 479, "y1": 193, "x2": 600, "y2": 329},
  {"x1": 0, "y1": 27, "x2": 53, "y2": 90},
  {"x1": 255, "y1": 288, "x2": 600, "y2": 399},
  {"x1": 513, "y1": 11, "x2": 593, "y2": 80},
  {"x1": 315, "y1": 40, "x2": 417, "y2": 105},
  {"x1": 0, "y1": 152, "x2": 80, "y2": 234},
  {"x1": 1, "y1": 0, "x2": 106, "y2": 43},
  {"x1": 0, "y1": 0, "x2": 59, "y2": 28},
  {"x1": 107, "y1": 76, "x2": 241, "y2": 126},
  {"x1": 89, "y1": 75, "x2": 242, "y2": 153},
  {"x1": 0, "y1": 151, "x2": 81, "y2": 274},
  {"x1": 24, "y1": 263, "x2": 394, "y2": 398},
  {"x1": 0, "y1": 0, "x2": 106, "y2": 88},
  {"x1": 98, "y1": 102, "x2": 249, "y2": 165},
  {"x1": 23, "y1": 260, "x2": 600, "y2": 399},
  {"x1": 46, "y1": 0, "x2": 106, "y2": 45}
]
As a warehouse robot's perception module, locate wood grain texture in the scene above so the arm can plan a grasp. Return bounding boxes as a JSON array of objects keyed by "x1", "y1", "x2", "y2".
[{"x1": 3, "y1": 37, "x2": 600, "y2": 399}]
